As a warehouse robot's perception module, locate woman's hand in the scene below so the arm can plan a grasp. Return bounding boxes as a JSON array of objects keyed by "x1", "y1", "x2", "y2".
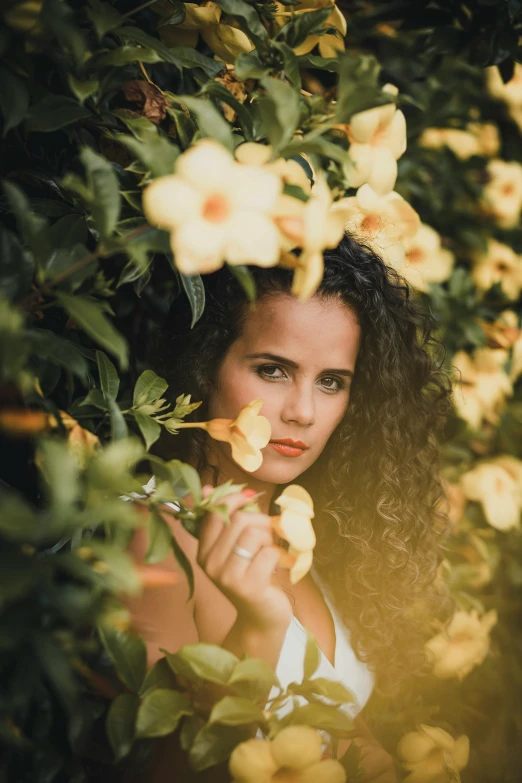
[{"x1": 197, "y1": 487, "x2": 293, "y2": 635}]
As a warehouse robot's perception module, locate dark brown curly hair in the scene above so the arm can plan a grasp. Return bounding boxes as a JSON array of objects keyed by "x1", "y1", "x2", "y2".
[{"x1": 151, "y1": 234, "x2": 453, "y2": 695}]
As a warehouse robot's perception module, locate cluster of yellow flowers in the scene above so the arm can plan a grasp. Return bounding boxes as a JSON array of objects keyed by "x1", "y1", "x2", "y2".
[
  {"x1": 397, "y1": 724, "x2": 470, "y2": 783},
  {"x1": 229, "y1": 725, "x2": 346, "y2": 783}
]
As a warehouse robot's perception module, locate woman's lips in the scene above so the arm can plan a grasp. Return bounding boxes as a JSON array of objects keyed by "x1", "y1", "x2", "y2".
[{"x1": 269, "y1": 439, "x2": 309, "y2": 457}]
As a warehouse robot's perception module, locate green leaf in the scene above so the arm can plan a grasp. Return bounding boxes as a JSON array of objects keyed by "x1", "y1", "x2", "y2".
[
  {"x1": 303, "y1": 632, "x2": 321, "y2": 680},
  {"x1": 140, "y1": 657, "x2": 178, "y2": 696},
  {"x1": 133, "y1": 410, "x2": 162, "y2": 451},
  {"x1": 201, "y1": 81, "x2": 255, "y2": 140},
  {"x1": 272, "y1": 41, "x2": 301, "y2": 89},
  {"x1": 96, "y1": 350, "x2": 120, "y2": 401},
  {"x1": 228, "y1": 657, "x2": 280, "y2": 700},
  {"x1": 27, "y1": 329, "x2": 88, "y2": 380},
  {"x1": 87, "y1": 0, "x2": 124, "y2": 38},
  {"x1": 0, "y1": 227, "x2": 35, "y2": 300},
  {"x1": 3, "y1": 180, "x2": 51, "y2": 268},
  {"x1": 235, "y1": 49, "x2": 268, "y2": 80},
  {"x1": 118, "y1": 134, "x2": 179, "y2": 178},
  {"x1": 0, "y1": 67, "x2": 29, "y2": 136},
  {"x1": 134, "y1": 370, "x2": 169, "y2": 407},
  {"x1": 283, "y1": 703, "x2": 354, "y2": 736},
  {"x1": 278, "y1": 6, "x2": 332, "y2": 49},
  {"x1": 258, "y1": 77, "x2": 300, "y2": 151},
  {"x1": 136, "y1": 689, "x2": 192, "y2": 738},
  {"x1": 47, "y1": 214, "x2": 89, "y2": 251},
  {"x1": 109, "y1": 398, "x2": 129, "y2": 441},
  {"x1": 93, "y1": 46, "x2": 162, "y2": 67},
  {"x1": 149, "y1": 507, "x2": 194, "y2": 597},
  {"x1": 167, "y1": 459, "x2": 202, "y2": 503},
  {"x1": 227, "y1": 264, "x2": 256, "y2": 302},
  {"x1": 98, "y1": 626, "x2": 147, "y2": 692},
  {"x1": 106, "y1": 693, "x2": 139, "y2": 761},
  {"x1": 158, "y1": 0, "x2": 186, "y2": 26},
  {"x1": 118, "y1": 27, "x2": 222, "y2": 77},
  {"x1": 38, "y1": 439, "x2": 80, "y2": 509},
  {"x1": 180, "y1": 273, "x2": 205, "y2": 327},
  {"x1": 79, "y1": 147, "x2": 121, "y2": 239},
  {"x1": 67, "y1": 74, "x2": 99, "y2": 104},
  {"x1": 334, "y1": 51, "x2": 384, "y2": 123},
  {"x1": 216, "y1": 0, "x2": 267, "y2": 43},
  {"x1": 165, "y1": 643, "x2": 238, "y2": 685},
  {"x1": 55, "y1": 292, "x2": 128, "y2": 369},
  {"x1": 26, "y1": 95, "x2": 91, "y2": 132},
  {"x1": 209, "y1": 696, "x2": 266, "y2": 726},
  {"x1": 180, "y1": 95, "x2": 234, "y2": 151},
  {"x1": 340, "y1": 740, "x2": 361, "y2": 778},
  {"x1": 189, "y1": 724, "x2": 251, "y2": 771}
]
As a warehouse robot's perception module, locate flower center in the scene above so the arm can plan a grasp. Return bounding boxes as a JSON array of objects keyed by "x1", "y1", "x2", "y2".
[
  {"x1": 360, "y1": 213, "x2": 382, "y2": 235},
  {"x1": 495, "y1": 261, "x2": 510, "y2": 273},
  {"x1": 502, "y1": 183, "x2": 515, "y2": 196},
  {"x1": 202, "y1": 193, "x2": 231, "y2": 223},
  {"x1": 406, "y1": 248, "x2": 424, "y2": 264}
]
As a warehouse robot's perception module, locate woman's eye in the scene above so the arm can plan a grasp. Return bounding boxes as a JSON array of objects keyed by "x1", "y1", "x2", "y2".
[
  {"x1": 257, "y1": 364, "x2": 286, "y2": 380},
  {"x1": 320, "y1": 376, "x2": 344, "y2": 392}
]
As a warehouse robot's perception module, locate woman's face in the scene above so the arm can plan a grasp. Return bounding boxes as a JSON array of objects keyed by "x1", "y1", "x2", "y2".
[{"x1": 207, "y1": 293, "x2": 361, "y2": 487}]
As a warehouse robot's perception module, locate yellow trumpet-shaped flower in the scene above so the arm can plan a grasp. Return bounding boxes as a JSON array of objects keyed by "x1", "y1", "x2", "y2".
[
  {"x1": 400, "y1": 223, "x2": 455, "y2": 293},
  {"x1": 272, "y1": 485, "x2": 315, "y2": 583},
  {"x1": 482, "y1": 159, "x2": 522, "y2": 228},
  {"x1": 343, "y1": 84, "x2": 407, "y2": 194},
  {"x1": 470, "y1": 238, "x2": 522, "y2": 301},
  {"x1": 332, "y1": 184, "x2": 420, "y2": 267},
  {"x1": 419, "y1": 123, "x2": 500, "y2": 159},
  {"x1": 461, "y1": 458, "x2": 522, "y2": 531},
  {"x1": 143, "y1": 139, "x2": 282, "y2": 275},
  {"x1": 425, "y1": 609, "x2": 497, "y2": 680},
  {"x1": 276, "y1": 171, "x2": 351, "y2": 300},
  {"x1": 158, "y1": 1, "x2": 254, "y2": 64},
  {"x1": 452, "y1": 348, "x2": 512, "y2": 430},
  {"x1": 397, "y1": 724, "x2": 470, "y2": 783},
  {"x1": 229, "y1": 726, "x2": 346, "y2": 783},
  {"x1": 173, "y1": 399, "x2": 271, "y2": 473}
]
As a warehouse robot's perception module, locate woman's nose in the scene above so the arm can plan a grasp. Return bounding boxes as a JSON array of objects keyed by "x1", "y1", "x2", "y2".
[{"x1": 281, "y1": 382, "x2": 315, "y2": 426}]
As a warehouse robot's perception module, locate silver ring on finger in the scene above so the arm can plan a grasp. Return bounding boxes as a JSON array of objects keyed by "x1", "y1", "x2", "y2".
[{"x1": 232, "y1": 545, "x2": 254, "y2": 560}]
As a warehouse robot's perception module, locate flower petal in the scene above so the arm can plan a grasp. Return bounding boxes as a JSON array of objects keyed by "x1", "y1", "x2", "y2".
[
  {"x1": 143, "y1": 176, "x2": 202, "y2": 230},
  {"x1": 225, "y1": 212, "x2": 281, "y2": 267},
  {"x1": 176, "y1": 139, "x2": 234, "y2": 194},
  {"x1": 172, "y1": 218, "x2": 227, "y2": 274}
]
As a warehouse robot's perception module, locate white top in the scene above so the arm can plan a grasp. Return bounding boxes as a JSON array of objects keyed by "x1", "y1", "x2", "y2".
[{"x1": 128, "y1": 478, "x2": 375, "y2": 717}]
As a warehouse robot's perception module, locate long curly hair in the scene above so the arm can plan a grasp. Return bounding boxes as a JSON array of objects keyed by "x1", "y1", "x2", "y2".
[{"x1": 151, "y1": 234, "x2": 453, "y2": 694}]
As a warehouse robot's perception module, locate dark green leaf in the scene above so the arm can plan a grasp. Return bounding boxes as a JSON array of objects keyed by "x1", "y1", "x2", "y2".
[
  {"x1": 93, "y1": 46, "x2": 162, "y2": 67},
  {"x1": 96, "y1": 350, "x2": 120, "y2": 401},
  {"x1": 165, "y1": 643, "x2": 238, "y2": 685},
  {"x1": 140, "y1": 657, "x2": 178, "y2": 696},
  {"x1": 26, "y1": 96, "x2": 91, "y2": 132},
  {"x1": 133, "y1": 410, "x2": 162, "y2": 451},
  {"x1": 0, "y1": 67, "x2": 29, "y2": 136},
  {"x1": 278, "y1": 6, "x2": 331, "y2": 49},
  {"x1": 109, "y1": 398, "x2": 129, "y2": 440},
  {"x1": 107, "y1": 693, "x2": 139, "y2": 761},
  {"x1": 334, "y1": 52, "x2": 384, "y2": 123},
  {"x1": 134, "y1": 370, "x2": 169, "y2": 407},
  {"x1": 158, "y1": 0, "x2": 186, "y2": 26},
  {"x1": 67, "y1": 74, "x2": 99, "y2": 104},
  {"x1": 180, "y1": 96, "x2": 234, "y2": 151},
  {"x1": 151, "y1": 507, "x2": 194, "y2": 597},
  {"x1": 167, "y1": 459, "x2": 202, "y2": 503},
  {"x1": 258, "y1": 77, "x2": 300, "y2": 151},
  {"x1": 98, "y1": 626, "x2": 147, "y2": 692},
  {"x1": 117, "y1": 27, "x2": 222, "y2": 77},
  {"x1": 202, "y1": 81, "x2": 255, "y2": 140},
  {"x1": 209, "y1": 696, "x2": 266, "y2": 726},
  {"x1": 189, "y1": 724, "x2": 251, "y2": 771},
  {"x1": 87, "y1": 0, "x2": 124, "y2": 38},
  {"x1": 136, "y1": 689, "x2": 192, "y2": 738},
  {"x1": 216, "y1": 0, "x2": 266, "y2": 43},
  {"x1": 227, "y1": 264, "x2": 256, "y2": 302},
  {"x1": 272, "y1": 41, "x2": 301, "y2": 89},
  {"x1": 48, "y1": 214, "x2": 89, "y2": 250},
  {"x1": 180, "y1": 273, "x2": 206, "y2": 327},
  {"x1": 80, "y1": 147, "x2": 121, "y2": 239},
  {"x1": 55, "y1": 292, "x2": 128, "y2": 369},
  {"x1": 118, "y1": 134, "x2": 179, "y2": 178},
  {"x1": 0, "y1": 227, "x2": 35, "y2": 300},
  {"x1": 235, "y1": 49, "x2": 268, "y2": 80},
  {"x1": 3, "y1": 180, "x2": 51, "y2": 268}
]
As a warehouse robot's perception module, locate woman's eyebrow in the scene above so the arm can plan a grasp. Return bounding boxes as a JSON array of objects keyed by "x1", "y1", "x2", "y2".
[{"x1": 244, "y1": 352, "x2": 354, "y2": 378}]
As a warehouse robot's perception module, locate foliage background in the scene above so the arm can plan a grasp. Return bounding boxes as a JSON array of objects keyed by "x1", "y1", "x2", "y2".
[{"x1": 1, "y1": 0, "x2": 522, "y2": 781}]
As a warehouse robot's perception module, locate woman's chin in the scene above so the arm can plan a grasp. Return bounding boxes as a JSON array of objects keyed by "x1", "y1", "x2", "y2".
[{"x1": 252, "y1": 452, "x2": 311, "y2": 485}]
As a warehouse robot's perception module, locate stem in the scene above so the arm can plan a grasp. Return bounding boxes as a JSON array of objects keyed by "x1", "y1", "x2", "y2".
[
  {"x1": 121, "y1": 0, "x2": 158, "y2": 19},
  {"x1": 173, "y1": 421, "x2": 209, "y2": 430}
]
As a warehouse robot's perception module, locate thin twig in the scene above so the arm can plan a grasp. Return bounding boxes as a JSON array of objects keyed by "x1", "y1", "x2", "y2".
[{"x1": 121, "y1": 0, "x2": 158, "y2": 20}]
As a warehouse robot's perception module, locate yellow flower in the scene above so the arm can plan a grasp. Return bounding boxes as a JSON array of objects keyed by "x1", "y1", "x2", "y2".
[
  {"x1": 272, "y1": 485, "x2": 315, "y2": 583},
  {"x1": 452, "y1": 348, "x2": 512, "y2": 429},
  {"x1": 425, "y1": 609, "x2": 497, "y2": 680},
  {"x1": 332, "y1": 184, "x2": 420, "y2": 267},
  {"x1": 481, "y1": 309, "x2": 521, "y2": 350},
  {"x1": 235, "y1": 143, "x2": 312, "y2": 196},
  {"x1": 174, "y1": 399, "x2": 271, "y2": 473},
  {"x1": 397, "y1": 724, "x2": 470, "y2": 783},
  {"x1": 345, "y1": 84, "x2": 407, "y2": 194},
  {"x1": 274, "y1": 1, "x2": 347, "y2": 58},
  {"x1": 51, "y1": 411, "x2": 100, "y2": 467},
  {"x1": 418, "y1": 123, "x2": 500, "y2": 159},
  {"x1": 461, "y1": 458, "x2": 522, "y2": 531},
  {"x1": 399, "y1": 223, "x2": 455, "y2": 292},
  {"x1": 482, "y1": 159, "x2": 522, "y2": 228},
  {"x1": 470, "y1": 238, "x2": 522, "y2": 301},
  {"x1": 229, "y1": 726, "x2": 346, "y2": 783},
  {"x1": 277, "y1": 171, "x2": 351, "y2": 300},
  {"x1": 486, "y1": 63, "x2": 522, "y2": 113},
  {"x1": 158, "y1": 1, "x2": 254, "y2": 64},
  {"x1": 143, "y1": 139, "x2": 282, "y2": 275}
]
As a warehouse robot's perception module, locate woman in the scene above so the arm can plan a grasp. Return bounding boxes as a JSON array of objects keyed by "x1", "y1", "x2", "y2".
[{"x1": 128, "y1": 235, "x2": 452, "y2": 782}]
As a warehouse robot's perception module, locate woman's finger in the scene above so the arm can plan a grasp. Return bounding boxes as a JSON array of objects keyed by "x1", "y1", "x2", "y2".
[
  {"x1": 197, "y1": 492, "x2": 260, "y2": 562},
  {"x1": 210, "y1": 525, "x2": 273, "y2": 583}
]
